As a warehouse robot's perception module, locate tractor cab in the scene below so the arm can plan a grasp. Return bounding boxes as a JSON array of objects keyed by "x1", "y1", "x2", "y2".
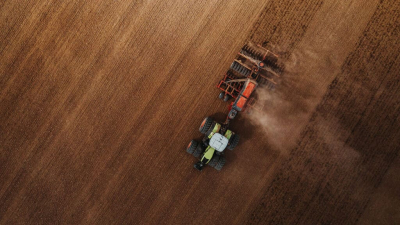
[{"x1": 209, "y1": 133, "x2": 229, "y2": 152}]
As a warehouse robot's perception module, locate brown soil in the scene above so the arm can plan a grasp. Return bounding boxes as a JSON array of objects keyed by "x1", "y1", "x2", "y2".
[{"x1": 1, "y1": 0, "x2": 399, "y2": 224}]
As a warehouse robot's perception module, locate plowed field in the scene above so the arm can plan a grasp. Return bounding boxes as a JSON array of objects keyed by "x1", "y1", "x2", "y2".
[{"x1": 1, "y1": 0, "x2": 399, "y2": 224}]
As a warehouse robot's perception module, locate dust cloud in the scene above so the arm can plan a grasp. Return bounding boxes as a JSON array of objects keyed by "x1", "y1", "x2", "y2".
[
  {"x1": 245, "y1": 45, "x2": 340, "y2": 154},
  {"x1": 315, "y1": 117, "x2": 361, "y2": 167}
]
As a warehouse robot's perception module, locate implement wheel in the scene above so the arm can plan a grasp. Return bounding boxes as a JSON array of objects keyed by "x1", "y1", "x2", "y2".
[
  {"x1": 199, "y1": 117, "x2": 213, "y2": 134},
  {"x1": 223, "y1": 95, "x2": 230, "y2": 102}
]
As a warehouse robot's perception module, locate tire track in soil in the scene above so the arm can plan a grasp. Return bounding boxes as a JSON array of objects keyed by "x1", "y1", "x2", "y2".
[{"x1": 247, "y1": 0, "x2": 400, "y2": 224}]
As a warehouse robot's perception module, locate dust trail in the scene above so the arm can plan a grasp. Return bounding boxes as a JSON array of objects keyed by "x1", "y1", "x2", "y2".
[
  {"x1": 244, "y1": 0, "x2": 380, "y2": 155},
  {"x1": 315, "y1": 117, "x2": 360, "y2": 166},
  {"x1": 245, "y1": 45, "x2": 340, "y2": 154}
]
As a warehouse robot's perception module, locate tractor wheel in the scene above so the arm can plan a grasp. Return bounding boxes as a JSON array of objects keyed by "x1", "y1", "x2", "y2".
[
  {"x1": 208, "y1": 155, "x2": 220, "y2": 168},
  {"x1": 199, "y1": 117, "x2": 213, "y2": 134},
  {"x1": 218, "y1": 92, "x2": 225, "y2": 99},
  {"x1": 192, "y1": 145, "x2": 203, "y2": 158},
  {"x1": 205, "y1": 121, "x2": 216, "y2": 137},
  {"x1": 186, "y1": 140, "x2": 198, "y2": 155},
  {"x1": 223, "y1": 95, "x2": 230, "y2": 102},
  {"x1": 228, "y1": 134, "x2": 240, "y2": 150},
  {"x1": 214, "y1": 156, "x2": 226, "y2": 171}
]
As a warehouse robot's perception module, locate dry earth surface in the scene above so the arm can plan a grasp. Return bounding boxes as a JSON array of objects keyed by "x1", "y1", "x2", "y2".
[{"x1": 0, "y1": 0, "x2": 399, "y2": 224}]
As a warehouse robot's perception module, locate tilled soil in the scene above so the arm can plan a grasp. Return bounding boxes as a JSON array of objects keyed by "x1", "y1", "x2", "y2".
[{"x1": 0, "y1": 0, "x2": 399, "y2": 224}]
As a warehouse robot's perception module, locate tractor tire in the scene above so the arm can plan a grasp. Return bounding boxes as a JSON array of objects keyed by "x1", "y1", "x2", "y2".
[
  {"x1": 218, "y1": 92, "x2": 225, "y2": 99},
  {"x1": 208, "y1": 155, "x2": 220, "y2": 168},
  {"x1": 199, "y1": 117, "x2": 213, "y2": 134},
  {"x1": 227, "y1": 134, "x2": 240, "y2": 150},
  {"x1": 186, "y1": 140, "x2": 198, "y2": 155},
  {"x1": 214, "y1": 156, "x2": 226, "y2": 171},
  {"x1": 205, "y1": 121, "x2": 216, "y2": 138},
  {"x1": 192, "y1": 145, "x2": 203, "y2": 158}
]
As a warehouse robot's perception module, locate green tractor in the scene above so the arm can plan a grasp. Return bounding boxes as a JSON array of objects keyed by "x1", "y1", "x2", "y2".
[{"x1": 186, "y1": 117, "x2": 240, "y2": 171}]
